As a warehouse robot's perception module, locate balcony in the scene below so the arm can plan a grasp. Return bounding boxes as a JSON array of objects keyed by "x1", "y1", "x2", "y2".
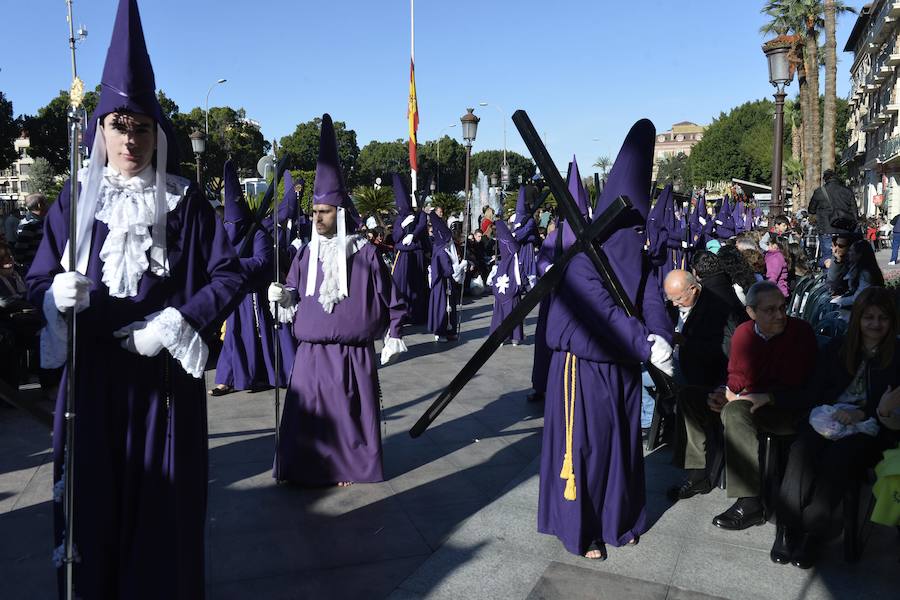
[
  {"x1": 880, "y1": 135, "x2": 900, "y2": 163},
  {"x1": 886, "y1": 102, "x2": 900, "y2": 113}
]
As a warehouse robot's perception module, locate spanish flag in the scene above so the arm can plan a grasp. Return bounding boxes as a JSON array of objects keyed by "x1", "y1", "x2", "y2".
[{"x1": 408, "y1": 57, "x2": 419, "y2": 183}]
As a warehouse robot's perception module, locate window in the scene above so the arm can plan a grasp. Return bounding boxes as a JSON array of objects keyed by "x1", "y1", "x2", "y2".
[{"x1": 18, "y1": 163, "x2": 30, "y2": 176}]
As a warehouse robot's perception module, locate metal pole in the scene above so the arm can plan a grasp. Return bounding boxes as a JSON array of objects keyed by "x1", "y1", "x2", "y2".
[
  {"x1": 194, "y1": 153, "x2": 202, "y2": 188},
  {"x1": 437, "y1": 139, "x2": 441, "y2": 193},
  {"x1": 271, "y1": 141, "x2": 282, "y2": 482},
  {"x1": 457, "y1": 143, "x2": 472, "y2": 335},
  {"x1": 771, "y1": 88, "x2": 786, "y2": 216},
  {"x1": 64, "y1": 4, "x2": 83, "y2": 599}
]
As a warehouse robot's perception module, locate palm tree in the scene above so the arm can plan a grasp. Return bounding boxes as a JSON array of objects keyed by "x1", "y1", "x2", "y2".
[
  {"x1": 593, "y1": 155, "x2": 612, "y2": 179},
  {"x1": 783, "y1": 156, "x2": 804, "y2": 209},
  {"x1": 351, "y1": 185, "x2": 395, "y2": 225},
  {"x1": 822, "y1": 0, "x2": 856, "y2": 172}
]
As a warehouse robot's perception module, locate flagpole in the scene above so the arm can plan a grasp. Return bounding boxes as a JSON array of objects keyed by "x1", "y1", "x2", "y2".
[{"x1": 409, "y1": 0, "x2": 417, "y2": 207}]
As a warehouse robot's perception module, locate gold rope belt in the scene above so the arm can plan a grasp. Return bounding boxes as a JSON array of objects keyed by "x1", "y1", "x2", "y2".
[{"x1": 560, "y1": 352, "x2": 577, "y2": 501}]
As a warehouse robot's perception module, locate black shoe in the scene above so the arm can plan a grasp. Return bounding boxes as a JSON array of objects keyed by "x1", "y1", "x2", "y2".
[
  {"x1": 770, "y1": 525, "x2": 792, "y2": 564},
  {"x1": 712, "y1": 499, "x2": 766, "y2": 530},
  {"x1": 791, "y1": 533, "x2": 815, "y2": 569},
  {"x1": 526, "y1": 391, "x2": 545, "y2": 403},
  {"x1": 667, "y1": 477, "x2": 712, "y2": 502}
]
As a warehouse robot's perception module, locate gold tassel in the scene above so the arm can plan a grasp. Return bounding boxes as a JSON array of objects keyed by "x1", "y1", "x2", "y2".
[
  {"x1": 564, "y1": 473, "x2": 577, "y2": 501},
  {"x1": 560, "y1": 353, "x2": 578, "y2": 502}
]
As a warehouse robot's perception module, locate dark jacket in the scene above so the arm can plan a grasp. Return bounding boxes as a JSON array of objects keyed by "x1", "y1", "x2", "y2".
[
  {"x1": 804, "y1": 336, "x2": 900, "y2": 445},
  {"x1": 808, "y1": 178, "x2": 858, "y2": 234},
  {"x1": 699, "y1": 271, "x2": 745, "y2": 315},
  {"x1": 677, "y1": 286, "x2": 746, "y2": 389}
]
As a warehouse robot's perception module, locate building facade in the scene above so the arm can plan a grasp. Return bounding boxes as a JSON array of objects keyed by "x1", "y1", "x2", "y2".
[
  {"x1": 652, "y1": 121, "x2": 705, "y2": 181},
  {"x1": 842, "y1": 0, "x2": 900, "y2": 221},
  {"x1": 0, "y1": 133, "x2": 34, "y2": 212}
]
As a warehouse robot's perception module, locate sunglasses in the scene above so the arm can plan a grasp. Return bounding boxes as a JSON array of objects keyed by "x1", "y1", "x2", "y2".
[{"x1": 832, "y1": 241, "x2": 850, "y2": 249}]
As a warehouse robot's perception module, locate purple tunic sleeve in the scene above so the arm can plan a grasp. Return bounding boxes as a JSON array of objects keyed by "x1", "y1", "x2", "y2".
[
  {"x1": 639, "y1": 269, "x2": 674, "y2": 345},
  {"x1": 549, "y1": 255, "x2": 652, "y2": 363},
  {"x1": 161, "y1": 189, "x2": 245, "y2": 333},
  {"x1": 239, "y1": 229, "x2": 274, "y2": 289}
]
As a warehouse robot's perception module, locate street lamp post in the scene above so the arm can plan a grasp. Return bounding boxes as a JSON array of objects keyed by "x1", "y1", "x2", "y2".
[
  {"x1": 205, "y1": 78, "x2": 228, "y2": 137},
  {"x1": 763, "y1": 41, "x2": 793, "y2": 216},
  {"x1": 190, "y1": 129, "x2": 206, "y2": 189},
  {"x1": 458, "y1": 108, "x2": 479, "y2": 329}
]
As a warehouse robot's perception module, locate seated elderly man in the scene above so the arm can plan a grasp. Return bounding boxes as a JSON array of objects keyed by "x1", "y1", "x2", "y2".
[
  {"x1": 706, "y1": 280, "x2": 817, "y2": 529},
  {"x1": 673, "y1": 281, "x2": 817, "y2": 529},
  {"x1": 664, "y1": 269, "x2": 746, "y2": 501}
]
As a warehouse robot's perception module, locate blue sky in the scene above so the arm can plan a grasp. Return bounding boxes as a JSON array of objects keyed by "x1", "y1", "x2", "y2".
[{"x1": 1, "y1": 0, "x2": 861, "y2": 173}]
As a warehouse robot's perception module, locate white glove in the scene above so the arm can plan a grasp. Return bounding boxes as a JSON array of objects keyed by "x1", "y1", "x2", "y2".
[
  {"x1": 268, "y1": 282, "x2": 297, "y2": 308},
  {"x1": 698, "y1": 217, "x2": 707, "y2": 226},
  {"x1": 113, "y1": 321, "x2": 164, "y2": 357},
  {"x1": 402, "y1": 233, "x2": 414, "y2": 246},
  {"x1": 647, "y1": 334, "x2": 674, "y2": 377},
  {"x1": 50, "y1": 271, "x2": 91, "y2": 313},
  {"x1": 401, "y1": 214, "x2": 415, "y2": 228},
  {"x1": 451, "y1": 260, "x2": 468, "y2": 284}
]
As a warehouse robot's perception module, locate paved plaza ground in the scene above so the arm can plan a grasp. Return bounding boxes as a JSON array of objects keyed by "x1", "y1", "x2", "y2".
[{"x1": 1, "y1": 252, "x2": 899, "y2": 599}]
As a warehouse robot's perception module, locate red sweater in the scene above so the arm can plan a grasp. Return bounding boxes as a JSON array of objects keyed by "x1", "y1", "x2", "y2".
[{"x1": 726, "y1": 317, "x2": 817, "y2": 410}]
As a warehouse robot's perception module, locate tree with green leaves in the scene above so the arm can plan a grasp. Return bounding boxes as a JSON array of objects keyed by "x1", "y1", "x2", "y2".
[
  {"x1": 0, "y1": 92, "x2": 18, "y2": 172},
  {"x1": 429, "y1": 191, "x2": 465, "y2": 218},
  {"x1": 656, "y1": 152, "x2": 692, "y2": 192},
  {"x1": 469, "y1": 150, "x2": 535, "y2": 189},
  {"x1": 183, "y1": 105, "x2": 270, "y2": 198},
  {"x1": 27, "y1": 157, "x2": 62, "y2": 199},
  {"x1": 418, "y1": 135, "x2": 467, "y2": 193},
  {"x1": 351, "y1": 185, "x2": 395, "y2": 225},
  {"x1": 688, "y1": 99, "x2": 789, "y2": 187},
  {"x1": 356, "y1": 139, "x2": 409, "y2": 187},
  {"x1": 593, "y1": 155, "x2": 612, "y2": 179},
  {"x1": 22, "y1": 88, "x2": 99, "y2": 174},
  {"x1": 279, "y1": 117, "x2": 359, "y2": 185}
]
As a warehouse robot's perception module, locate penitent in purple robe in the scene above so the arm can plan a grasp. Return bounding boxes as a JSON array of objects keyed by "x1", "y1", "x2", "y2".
[
  {"x1": 274, "y1": 242, "x2": 406, "y2": 484},
  {"x1": 27, "y1": 182, "x2": 244, "y2": 599},
  {"x1": 537, "y1": 119, "x2": 672, "y2": 555},
  {"x1": 215, "y1": 160, "x2": 291, "y2": 390},
  {"x1": 490, "y1": 220, "x2": 524, "y2": 343},
  {"x1": 427, "y1": 213, "x2": 461, "y2": 338}
]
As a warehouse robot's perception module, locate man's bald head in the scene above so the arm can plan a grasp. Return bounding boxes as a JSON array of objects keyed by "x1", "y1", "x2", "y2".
[{"x1": 664, "y1": 269, "x2": 700, "y2": 308}]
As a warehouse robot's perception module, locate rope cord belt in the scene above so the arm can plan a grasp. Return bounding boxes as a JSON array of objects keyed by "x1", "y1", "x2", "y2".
[{"x1": 560, "y1": 352, "x2": 577, "y2": 501}]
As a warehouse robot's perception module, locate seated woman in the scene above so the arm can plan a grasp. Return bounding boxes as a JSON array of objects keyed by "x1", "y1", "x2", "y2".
[
  {"x1": 834, "y1": 239, "x2": 885, "y2": 309},
  {"x1": 0, "y1": 241, "x2": 39, "y2": 386},
  {"x1": 772, "y1": 287, "x2": 900, "y2": 568}
]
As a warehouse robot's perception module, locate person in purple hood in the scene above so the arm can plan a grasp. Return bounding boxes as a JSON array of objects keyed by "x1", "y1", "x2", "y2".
[
  {"x1": 390, "y1": 174, "x2": 428, "y2": 325},
  {"x1": 25, "y1": 2, "x2": 245, "y2": 597},
  {"x1": 268, "y1": 114, "x2": 408, "y2": 486},
  {"x1": 537, "y1": 120, "x2": 674, "y2": 560},
  {"x1": 509, "y1": 185, "x2": 539, "y2": 290},
  {"x1": 427, "y1": 212, "x2": 467, "y2": 342},
  {"x1": 489, "y1": 220, "x2": 525, "y2": 345},
  {"x1": 210, "y1": 160, "x2": 292, "y2": 395},
  {"x1": 528, "y1": 157, "x2": 592, "y2": 402}
]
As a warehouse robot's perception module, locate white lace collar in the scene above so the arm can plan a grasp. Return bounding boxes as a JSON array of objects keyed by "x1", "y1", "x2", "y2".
[
  {"x1": 315, "y1": 234, "x2": 366, "y2": 313},
  {"x1": 94, "y1": 165, "x2": 188, "y2": 298}
]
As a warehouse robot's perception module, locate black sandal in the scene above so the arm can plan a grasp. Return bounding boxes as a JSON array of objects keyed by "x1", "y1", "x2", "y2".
[
  {"x1": 584, "y1": 541, "x2": 607, "y2": 560},
  {"x1": 208, "y1": 386, "x2": 233, "y2": 397}
]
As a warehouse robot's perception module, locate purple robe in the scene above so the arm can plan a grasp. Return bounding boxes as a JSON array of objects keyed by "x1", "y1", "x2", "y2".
[
  {"x1": 275, "y1": 242, "x2": 405, "y2": 485},
  {"x1": 531, "y1": 229, "x2": 560, "y2": 394},
  {"x1": 490, "y1": 223, "x2": 524, "y2": 343},
  {"x1": 537, "y1": 253, "x2": 667, "y2": 554},
  {"x1": 215, "y1": 229, "x2": 293, "y2": 390},
  {"x1": 391, "y1": 212, "x2": 428, "y2": 325},
  {"x1": 428, "y1": 246, "x2": 460, "y2": 337},
  {"x1": 511, "y1": 217, "x2": 538, "y2": 289},
  {"x1": 26, "y1": 181, "x2": 244, "y2": 599}
]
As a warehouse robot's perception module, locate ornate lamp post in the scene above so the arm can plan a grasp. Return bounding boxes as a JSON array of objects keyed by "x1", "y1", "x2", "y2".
[
  {"x1": 763, "y1": 39, "x2": 794, "y2": 215},
  {"x1": 190, "y1": 129, "x2": 206, "y2": 188},
  {"x1": 460, "y1": 107, "x2": 480, "y2": 230}
]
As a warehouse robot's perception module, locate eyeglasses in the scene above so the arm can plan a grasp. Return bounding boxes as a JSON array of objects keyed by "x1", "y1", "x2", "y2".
[{"x1": 832, "y1": 240, "x2": 850, "y2": 249}]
